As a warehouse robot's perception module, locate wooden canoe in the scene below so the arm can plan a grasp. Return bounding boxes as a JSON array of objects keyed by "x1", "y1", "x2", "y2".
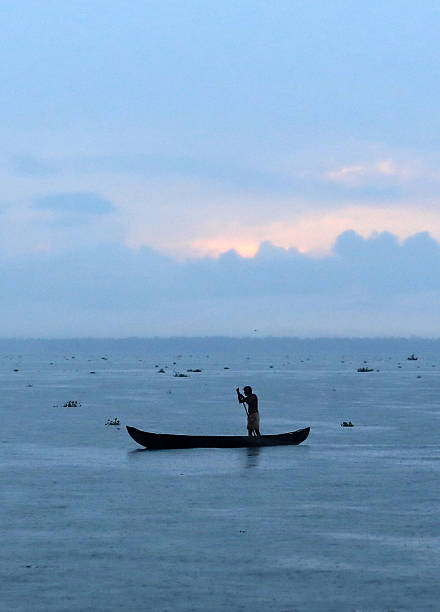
[{"x1": 126, "y1": 425, "x2": 310, "y2": 449}]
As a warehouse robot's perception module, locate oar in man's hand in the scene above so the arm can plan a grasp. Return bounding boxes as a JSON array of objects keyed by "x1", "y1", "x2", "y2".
[{"x1": 236, "y1": 387, "x2": 248, "y2": 416}]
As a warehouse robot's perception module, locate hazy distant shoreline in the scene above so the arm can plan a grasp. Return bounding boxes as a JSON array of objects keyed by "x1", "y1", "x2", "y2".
[
  {"x1": 1, "y1": 336, "x2": 439, "y2": 355},
  {"x1": 0, "y1": 336, "x2": 439, "y2": 341},
  {"x1": 1, "y1": 336, "x2": 439, "y2": 341}
]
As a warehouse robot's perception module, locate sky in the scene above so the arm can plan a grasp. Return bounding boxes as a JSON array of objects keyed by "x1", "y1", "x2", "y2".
[{"x1": 2, "y1": 0, "x2": 440, "y2": 337}]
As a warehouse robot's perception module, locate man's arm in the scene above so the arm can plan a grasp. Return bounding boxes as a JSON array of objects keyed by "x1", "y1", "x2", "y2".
[{"x1": 236, "y1": 387, "x2": 246, "y2": 403}]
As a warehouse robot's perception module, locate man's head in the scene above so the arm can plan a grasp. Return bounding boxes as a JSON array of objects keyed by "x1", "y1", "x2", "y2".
[{"x1": 243, "y1": 385, "x2": 252, "y2": 396}]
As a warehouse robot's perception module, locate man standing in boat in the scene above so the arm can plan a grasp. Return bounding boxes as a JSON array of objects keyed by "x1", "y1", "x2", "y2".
[{"x1": 236, "y1": 386, "x2": 260, "y2": 437}]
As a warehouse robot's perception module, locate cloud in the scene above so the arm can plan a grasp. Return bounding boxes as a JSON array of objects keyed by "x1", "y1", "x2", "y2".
[
  {"x1": 183, "y1": 204, "x2": 440, "y2": 258},
  {"x1": 2, "y1": 160, "x2": 440, "y2": 262},
  {"x1": 1, "y1": 230, "x2": 439, "y2": 337},
  {"x1": 3, "y1": 145, "x2": 440, "y2": 262},
  {"x1": 325, "y1": 158, "x2": 412, "y2": 186},
  {"x1": 69, "y1": 153, "x2": 292, "y2": 195},
  {"x1": 12, "y1": 155, "x2": 58, "y2": 177},
  {"x1": 33, "y1": 192, "x2": 115, "y2": 215},
  {"x1": 0, "y1": 191, "x2": 121, "y2": 258},
  {"x1": 326, "y1": 164, "x2": 366, "y2": 184}
]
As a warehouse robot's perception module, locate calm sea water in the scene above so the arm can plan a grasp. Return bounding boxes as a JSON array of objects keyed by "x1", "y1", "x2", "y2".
[{"x1": 1, "y1": 338, "x2": 440, "y2": 612}]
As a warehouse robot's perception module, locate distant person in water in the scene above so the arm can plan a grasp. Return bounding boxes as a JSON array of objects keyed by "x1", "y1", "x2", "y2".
[{"x1": 236, "y1": 386, "x2": 260, "y2": 437}]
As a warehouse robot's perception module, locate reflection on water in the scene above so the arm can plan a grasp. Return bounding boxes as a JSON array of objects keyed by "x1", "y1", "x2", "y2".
[
  {"x1": 244, "y1": 446, "x2": 261, "y2": 468},
  {"x1": 128, "y1": 447, "x2": 149, "y2": 456}
]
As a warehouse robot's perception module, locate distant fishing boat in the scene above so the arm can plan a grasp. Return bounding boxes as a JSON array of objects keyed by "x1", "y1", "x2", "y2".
[
  {"x1": 407, "y1": 354, "x2": 418, "y2": 361},
  {"x1": 126, "y1": 425, "x2": 310, "y2": 449}
]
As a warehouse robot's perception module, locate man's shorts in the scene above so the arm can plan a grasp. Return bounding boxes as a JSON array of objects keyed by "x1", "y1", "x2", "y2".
[{"x1": 247, "y1": 412, "x2": 260, "y2": 430}]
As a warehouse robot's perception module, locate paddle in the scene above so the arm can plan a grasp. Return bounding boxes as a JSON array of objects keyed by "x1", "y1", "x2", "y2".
[{"x1": 236, "y1": 387, "x2": 249, "y2": 417}]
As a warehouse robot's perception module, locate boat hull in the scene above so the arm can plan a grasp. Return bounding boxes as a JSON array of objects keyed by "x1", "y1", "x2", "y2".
[{"x1": 126, "y1": 425, "x2": 310, "y2": 449}]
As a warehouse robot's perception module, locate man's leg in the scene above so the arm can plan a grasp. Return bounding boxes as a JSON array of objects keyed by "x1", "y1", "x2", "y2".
[
  {"x1": 255, "y1": 429, "x2": 261, "y2": 437},
  {"x1": 247, "y1": 428, "x2": 253, "y2": 437}
]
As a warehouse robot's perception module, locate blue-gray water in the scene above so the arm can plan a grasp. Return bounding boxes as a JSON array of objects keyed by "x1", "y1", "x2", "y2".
[{"x1": 1, "y1": 338, "x2": 440, "y2": 611}]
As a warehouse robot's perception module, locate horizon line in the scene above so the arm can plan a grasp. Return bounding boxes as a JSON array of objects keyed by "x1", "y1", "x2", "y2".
[{"x1": 0, "y1": 335, "x2": 439, "y2": 342}]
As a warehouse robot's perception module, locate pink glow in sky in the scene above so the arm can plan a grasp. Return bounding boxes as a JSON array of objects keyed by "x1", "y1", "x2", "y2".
[{"x1": 189, "y1": 205, "x2": 440, "y2": 259}]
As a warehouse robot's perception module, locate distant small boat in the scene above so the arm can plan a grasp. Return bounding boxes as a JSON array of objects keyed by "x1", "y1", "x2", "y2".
[
  {"x1": 407, "y1": 354, "x2": 418, "y2": 361},
  {"x1": 357, "y1": 367, "x2": 374, "y2": 372},
  {"x1": 126, "y1": 425, "x2": 310, "y2": 449}
]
